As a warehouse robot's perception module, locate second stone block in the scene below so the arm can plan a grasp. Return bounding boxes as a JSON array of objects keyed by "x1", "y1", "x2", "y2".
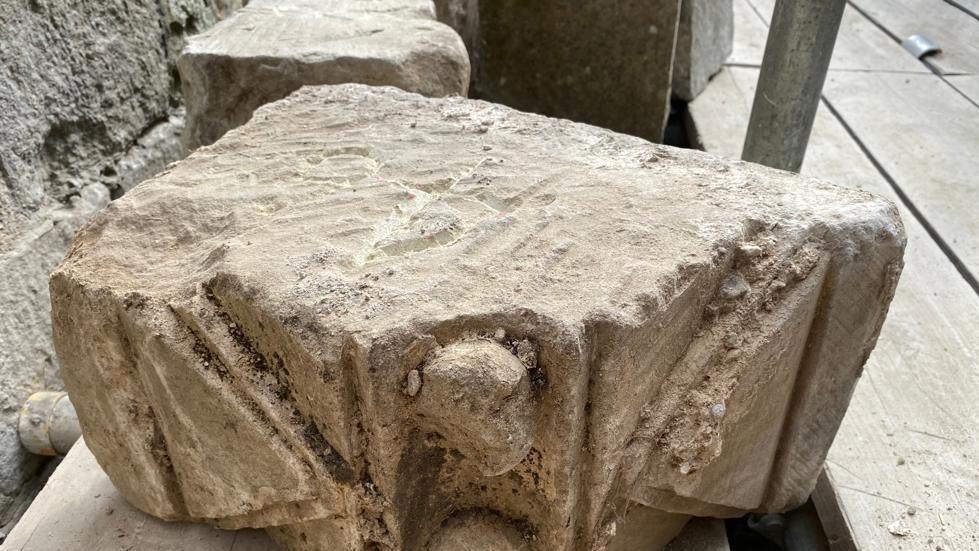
[{"x1": 178, "y1": 0, "x2": 470, "y2": 148}]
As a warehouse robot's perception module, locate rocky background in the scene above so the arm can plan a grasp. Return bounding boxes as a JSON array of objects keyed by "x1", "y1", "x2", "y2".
[{"x1": 0, "y1": 0, "x2": 242, "y2": 532}]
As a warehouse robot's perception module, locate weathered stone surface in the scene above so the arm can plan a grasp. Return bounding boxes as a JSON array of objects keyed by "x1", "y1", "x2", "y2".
[
  {"x1": 52, "y1": 84, "x2": 904, "y2": 550},
  {"x1": 469, "y1": 0, "x2": 682, "y2": 142},
  {"x1": 672, "y1": 0, "x2": 734, "y2": 101},
  {"x1": 0, "y1": 0, "x2": 241, "y2": 523},
  {"x1": 178, "y1": 0, "x2": 471, "y2": 149},
  {"x1": 413, "y1": 340, "x2": 537, "y2": 476}
]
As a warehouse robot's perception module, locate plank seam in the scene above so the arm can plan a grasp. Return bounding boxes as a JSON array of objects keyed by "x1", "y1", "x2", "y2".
[
  {"x1": 742, "y1": 0, "x2": 773, "y2": 30},
  {"x1": 940, "y1": 0, "x2": 979, "y2": 21},
  {"x1": 944, "y1": 77, "x2": 979, "y2": 108},
  {"x1": 844, "y1": 0, "x2": 979, "y2": 108},
  {"x1": 725, "y1": 61, "x2": 933, "y2": 75},
  {"x1": 819, "y1": 97, "x2": 979, "y2": 295}
]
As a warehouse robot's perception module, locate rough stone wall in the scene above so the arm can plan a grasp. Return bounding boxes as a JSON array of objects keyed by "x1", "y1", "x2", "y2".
[{"x1": 0, "y1": 0, "x2": 242, "y2": 526}]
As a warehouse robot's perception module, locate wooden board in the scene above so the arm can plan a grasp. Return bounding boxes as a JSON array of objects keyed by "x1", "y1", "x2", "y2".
[
  {"x1": 946, "y1": 74, "x2": 979, "y2": 104},
  {"x1": 821, "y1": 70, "x2": 979, "y2": 279},
  {"x1": 690, "y1": 65, "x2": 979, "y2": 551},
  {"x1": 743, "y1": 0, "x2": 930, "y2": 73},
  {"x1": 848, "y1": 0, "x2": 979, "y2": 75},
  {"x1": 946, "y1": 0, "x2": 979, "y2": 18},
  {"x1": 665, "y1": 518, "x2": 730, "y2": 551},
  {"x1": 0, "y1": 440, "x2": 276, "y2": 551}
]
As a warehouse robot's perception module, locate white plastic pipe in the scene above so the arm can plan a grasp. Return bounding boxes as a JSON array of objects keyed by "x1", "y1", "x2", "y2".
[{"x1": 18, "y1": 391, "x2": 81, "y2": 456}]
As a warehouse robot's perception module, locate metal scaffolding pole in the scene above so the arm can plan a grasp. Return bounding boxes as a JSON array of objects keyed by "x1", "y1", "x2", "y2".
[{"x1": 742, "y1": 0, "x2": 846, "y2": 172}]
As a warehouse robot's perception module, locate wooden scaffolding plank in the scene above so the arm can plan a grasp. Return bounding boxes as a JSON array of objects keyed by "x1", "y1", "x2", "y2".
[
  {"x1": 690, "y1": 65, "x2": 979, "y2": 551},
  {"x1": 685, "y1": 67, "x2": 752, "y2": 155},
  {"x1": 847, "y1": 0, "x2": 979, "y2": 75},
  {"x1": 729, "y1": 0, "x2": 769, "y2": 66},
  {"x1": 944, "y1": 74, "x2": 979, "y2": 105},
  {"x1": 947, "y1": 0, "x2": 979, "y2": 18},
  {"x1": 744, "y1": 0, "x2": 930, "y2": 73},
  {"x1": 1, "y1": 440, "x2": 276, "y2": 551},
  {"x1": 822, "y1": 70, "x2": 979, "y2": 279}
]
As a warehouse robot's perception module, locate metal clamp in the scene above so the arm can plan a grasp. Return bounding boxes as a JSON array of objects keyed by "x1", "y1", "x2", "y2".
[{"x1": 901, "y1": 34, "x2": 942, "y2": 59}]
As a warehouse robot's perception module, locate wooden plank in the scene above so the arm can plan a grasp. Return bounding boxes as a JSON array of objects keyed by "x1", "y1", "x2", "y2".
[
  {"x1": 1, "y1": 440, "x2": 276, "y2": 551},
  {"x1": 744, "y1": 0, "x2": 929, "y2": 73},
  {"x1": 690, "y1": 65, "x2": 979, "y2": 551},
  {"x1": 728, "y1": 0, "x2": 769, "y2": 66},
  {"x1": 946, "y1": 74, "x2": 979, "y2": 104},
  {"x1": 946, "y1": 0, "x2": 979, "y2": 18},
  {"x1": 848, "y1": 0, "x2": 979, "y2": 74},
  {"x1": 822, "y1": 70, "x2": 979, "y2": 279}
]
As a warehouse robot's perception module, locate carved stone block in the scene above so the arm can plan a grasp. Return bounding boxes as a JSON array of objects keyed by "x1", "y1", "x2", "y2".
[
  {"x1": 177, "y1": 0, "x2": 470, "y2": 149},
  {"x1": 52, "y1": 84, "x2": 904, "y2": 550}
]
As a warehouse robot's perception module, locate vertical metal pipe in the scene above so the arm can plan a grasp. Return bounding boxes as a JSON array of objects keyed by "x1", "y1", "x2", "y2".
[{"x1": 742, "y1": 0, "x2": 846, "y2": 172}]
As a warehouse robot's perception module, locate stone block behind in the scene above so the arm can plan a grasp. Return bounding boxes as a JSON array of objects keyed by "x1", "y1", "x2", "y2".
[
  {"x1": 178, "y1": 0, "x2": 471, "y2": 149},
  {"x1": 472, "y1": 0, "x2": 682, "y2": 142}
]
